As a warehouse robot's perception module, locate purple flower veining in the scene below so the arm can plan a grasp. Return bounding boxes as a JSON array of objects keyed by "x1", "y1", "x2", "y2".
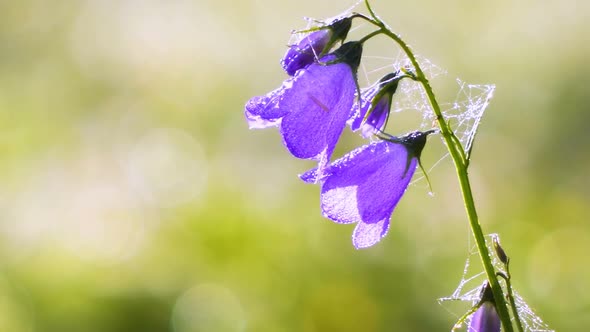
[
  {"x1": 349, "y1": 71, "x2": 404, "y2": 138},
  {"x1": 281, "y1": 17, "x2": 352, "y2": 76},
  {"x1": 301, "y1": 131, "x2": 432, "y2": 249},
  {"x1": 245, "y1": 42, "x2": 363, "y2": 169}
]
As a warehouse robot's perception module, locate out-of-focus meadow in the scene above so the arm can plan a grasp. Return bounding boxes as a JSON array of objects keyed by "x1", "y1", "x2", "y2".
[{"x1": 0, "y1": 0, "x2": 588, "y2": 331}]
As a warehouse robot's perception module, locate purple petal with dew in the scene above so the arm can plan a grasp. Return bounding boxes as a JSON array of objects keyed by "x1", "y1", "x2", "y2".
[
  {"x1": 245, "y1": 101, "x2": 279, "y2": 129},
  {"x1": 349, "y1": 89, "x2": 391, "y2": 138},
  {"x1": 469, "y1": 302, "x2": 501, "y2": 332},
  {"x1": 314, "y1": 140, "x2": 418, "y2": 225},
  {"x1": 353, "y1": 218, "x2": 390, "y2": 249},
  {"x1": 244, "y1": 81, "x2": 294, "y2": 129},
  {"x1": 279, "y1": 58, "x2": 356, "y2": 162},
  {"x1": 300, "y1": 167, "x2": 320, "y2": 184},
  {"x1": 282, "y1": 29, "x2": 332, "y2": 76},
  {"x1": 349, "y1": 87, "x2": 378, "y2": 131},
  {"x1": 361, "y1": 97, "x2": 390, "y2": 137}
]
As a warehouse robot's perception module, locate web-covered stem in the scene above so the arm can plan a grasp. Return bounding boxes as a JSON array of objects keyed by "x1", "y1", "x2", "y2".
[
  {"x1": 362, "y1": 0, "x2": 515, "y2": 330},
  {"x1": 501, "y1": 260, "x2": 526, "y2": 332}
]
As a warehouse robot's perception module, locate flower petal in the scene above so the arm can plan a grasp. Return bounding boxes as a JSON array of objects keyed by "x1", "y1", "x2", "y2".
[
  {"x1": 279, "y1": 59, "x2": 356, "y2": 161},
  {"x1": 352, "y1": 218, "x2": 390, "y2": 249},
  {"x1": 469, "y1": 302, "x2": 501, "y2": 332},
  {"x1": 360, "y1": 96, "x2": 390, "y2": 137},
  {"x1": 281, "y1": 17, "x2": 353, "y2": 76},
  {"x1": 318, "y1": 141, "x2": 417, "y2": 224},
  {"x1": 299, "y1": 167, "x2": 320, "y2": 184},
  {"x1": 349, "y1": 72, "x2": 400, "y2": 137},
  {"x1": 244, "y1": 82, "x2": 293, "y2": 129},
  {"x1": 281, "y1": 30, "x2": 332, "y2": 76},
  {"x1": 349, "y1": 88, "x2": 378, "y2": 131}
]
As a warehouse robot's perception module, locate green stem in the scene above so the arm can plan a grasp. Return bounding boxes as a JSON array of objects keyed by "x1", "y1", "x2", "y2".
[
  {"x1": 358, "y1": 29, "x2": 383, "y2": 44},
  {"x1": 362, "y1": 1, "x2": 514, "y2": 330},
  {"x1": 505, "y1": 261, "x2": 525, "y2": 332}
]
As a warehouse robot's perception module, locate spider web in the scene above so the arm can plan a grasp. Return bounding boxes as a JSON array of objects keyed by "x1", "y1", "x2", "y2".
[
  {"x1": 438, "y1": 234, "x2": 554, "y2": 332},
  {"x1": 358, "y1": 35, "x2": 552, "y2": 332},
  {"x1": 288, "y1": 4, "x2": 552, "y2": 331},
  {"x1": 359, "y1": 52, "x2": 495, "y2": 160},
  {"x1": 287, "y1": 3, "x2": 495, "y2": 165}
]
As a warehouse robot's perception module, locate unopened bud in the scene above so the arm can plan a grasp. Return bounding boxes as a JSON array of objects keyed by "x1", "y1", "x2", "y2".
[
  {"x1": 492, "y1": 235, "x2": 508, "y2": 264},
  {"x1": 469, "y1": 302, "x2": 501, "y2": 332}
]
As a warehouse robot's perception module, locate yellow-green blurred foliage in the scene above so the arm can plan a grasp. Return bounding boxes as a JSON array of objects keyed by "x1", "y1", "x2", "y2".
[{"x1": 0, "y1": 0, "x2": 588, "y2": 331}]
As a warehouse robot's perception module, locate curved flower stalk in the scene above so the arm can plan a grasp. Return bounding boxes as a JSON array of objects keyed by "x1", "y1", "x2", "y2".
[
  {"x1": 359, "y1": 0, "x2": 517, "y2": 329},
  {"x1": 281, "y1": 17, "x2": 353, "y2": 76},
  {"x1": 246, "y1": 42, "x2": 363, "y2": 170},
  {"x1": 349, "y1": 71, "x2": 405, "y2": 137},
  {"x1": 300, "y1": 131, "x2": 433, "y2": 248},
  {"x1": 244, "y1": 1, "x2": 533, "y2": 329}
]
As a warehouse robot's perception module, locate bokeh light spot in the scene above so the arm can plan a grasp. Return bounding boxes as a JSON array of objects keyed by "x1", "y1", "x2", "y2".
[
  {"x1": 125, "y1": 128, "x2": 207, "y2": 208},
  {"x1": 171, "y1": 283, "x2": 245, "y2": 332}
]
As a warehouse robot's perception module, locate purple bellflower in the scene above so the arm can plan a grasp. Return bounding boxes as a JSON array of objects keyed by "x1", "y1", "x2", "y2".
[
  {"x1": 469, "y1": 282, "x2": 501, "y2": 332},
  {"x1": 281, "y1": 17, "x2": 353, "y2": 76},
  {"x1": 469, "y1": 302, "x2": 501, "y2": 332},
  {"x1": 349, "y1": 71, "x2": 404, "y2": 138},
  {"x1": 300, "y1": 130, "x2": 433, "y2": 249},
  {"x1": 245, "y1": 42, "x2": 363, "y2": 170}
]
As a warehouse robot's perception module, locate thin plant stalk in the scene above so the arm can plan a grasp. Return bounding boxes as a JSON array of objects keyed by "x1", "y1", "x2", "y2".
[
  {"x1": 499, "y1": 260, "x2": 526, "y2": 332},
  {"x1": 361, "y1": 1, "x2": 515, "y2": 330}
]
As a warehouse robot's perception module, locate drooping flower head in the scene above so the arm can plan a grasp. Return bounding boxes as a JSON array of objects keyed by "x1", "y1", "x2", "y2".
[
  {"x1": 245, "y1": 41, "x2": 363, "y2": 169},
  {"x1": 281, "y1": 17, "x2": 353, "y2": 76},
  {"x1": 349, "y1": 71, "x2": 405, "y2": 138},
  {"x1": 469, "y1": 303, "x2": 501, "y2": 332},
  {"x1": 469, "y1": 282, "x2": 501, "y2": 332},
  {"x1": 301, "y1": 130, "x2": 434, "y2": 248}
]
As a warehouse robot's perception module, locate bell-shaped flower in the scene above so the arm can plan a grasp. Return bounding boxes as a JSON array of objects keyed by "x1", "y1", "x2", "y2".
[
  {"x1": 281, "y1": 17, "x2": 352, "y2": 76},
  {"x1": 245, "y1": 42, "x2": 363, "y2": 169},
  {"x1": 469, "y1": 302, "x2": 501, "y2": 332},
  {"x1": 349, "y1": 71, "x2": 404, "y2": 138},
  {"x1": 468, "y1": 281, "x2": 501, "y2": 332},
  {"x1": 300, "y1": 130, "x2": 433, "y2": 249}
]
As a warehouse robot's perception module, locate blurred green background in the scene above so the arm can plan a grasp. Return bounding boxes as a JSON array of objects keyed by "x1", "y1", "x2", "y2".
[{"x1": 0, "y1": 0, "x2": 588, "y2": 331}]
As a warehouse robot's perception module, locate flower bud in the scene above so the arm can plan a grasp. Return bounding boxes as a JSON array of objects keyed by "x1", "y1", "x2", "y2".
[
  {"x1": 281, "y1": 17, "x2": 352, "y2": 75},
  {"x1": 349, "y1": 71, "x2": 404, "y2": 137},
  {"x1": 492, "y1": 235, "x2": 508, "y2": 264},
  {"x1": 469, "y1": 302, "x2": 501, "y2": 332}
]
